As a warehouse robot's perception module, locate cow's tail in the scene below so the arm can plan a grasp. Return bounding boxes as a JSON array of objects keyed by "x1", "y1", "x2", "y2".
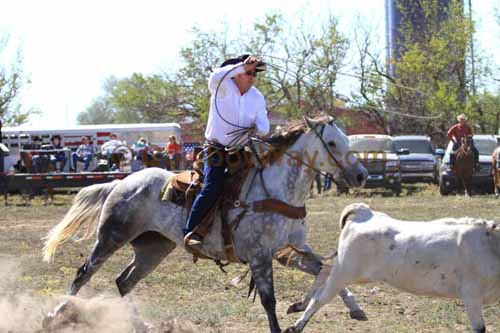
[
  {"x1": 339, "y1": 202, "x2": 372, "y2": 230},
  {"x1": 42, "y1": 180, "x2": 121, "y2": 262}
]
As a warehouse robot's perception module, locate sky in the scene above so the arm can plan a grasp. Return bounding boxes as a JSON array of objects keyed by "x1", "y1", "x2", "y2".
[{"x1": 0, "y1": 0, "x2": 499, "y2": 128}]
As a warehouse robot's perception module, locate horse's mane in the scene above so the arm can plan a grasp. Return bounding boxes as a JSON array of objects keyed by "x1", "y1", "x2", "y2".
[
  {"x1": 260, "y1": 115, "x2": 336, "y2": 165},
  {"x1": 260, "y1": 118, "x2": 314, "y2": 165}
]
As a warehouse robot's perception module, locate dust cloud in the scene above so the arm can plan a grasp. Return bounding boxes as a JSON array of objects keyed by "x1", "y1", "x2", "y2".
[{"x1": 0, "y1": 257, "x2": 197, "y2": 332}]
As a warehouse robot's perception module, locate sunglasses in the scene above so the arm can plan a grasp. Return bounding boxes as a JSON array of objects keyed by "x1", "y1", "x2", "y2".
[{"x1": 244, "y1": 70, "x2": 257, "y2": 77}]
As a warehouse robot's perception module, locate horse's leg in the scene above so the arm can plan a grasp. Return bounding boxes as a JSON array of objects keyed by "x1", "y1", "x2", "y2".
[
  {"x1": 115, "y1": 231, "x2": 176, "y2": 332},
  {"x1": 250, "y1": 250, "x2": 281, "y2": 333},
  {"x1": 462, "y1": 177, "x2": 469, "y2": 197},
  {"x1": 494, "y1": 168, "x2": 499, "y2": 197},
  {"x1": 115, "y1": 231, "x2": 176, "y2": 297},
  {"x1": 277, "y1": 248, "x2": 366, "y2": 320},
  {"x1": 68, "y1": 235, "x2": 125, "y2": 296}
]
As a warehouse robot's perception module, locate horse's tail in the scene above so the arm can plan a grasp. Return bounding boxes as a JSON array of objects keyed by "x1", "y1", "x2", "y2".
[
  {"x1": 42, "y1": 180, "x2": 121, "y2": 262},
  {"x1": 339, "y1": 202, "x2": 372, "y2": 230}
]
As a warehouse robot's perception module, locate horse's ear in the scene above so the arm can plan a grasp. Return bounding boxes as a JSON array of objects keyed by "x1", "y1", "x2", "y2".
[{"x1": 303, "y1": 115, "x2": 319, "y2": 129}]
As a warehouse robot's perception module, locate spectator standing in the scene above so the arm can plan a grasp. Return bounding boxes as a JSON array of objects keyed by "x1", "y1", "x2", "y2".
[{"x1": 165, "y1": 135, "x2": 181, "y2": 170}]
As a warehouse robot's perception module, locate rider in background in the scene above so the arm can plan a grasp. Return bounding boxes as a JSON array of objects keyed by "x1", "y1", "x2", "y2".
[
  {"x1": 183, "y1": 54, "x2": 270, "y2": 249},
  {"x1": 447, "y1": 114, "x2": 479, "y2": 170}
]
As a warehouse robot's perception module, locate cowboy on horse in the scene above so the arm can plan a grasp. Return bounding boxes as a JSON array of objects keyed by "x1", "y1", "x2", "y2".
[
  {"x1": 447, "y1": 114, "x2": 479, "y2": 171},
  {"x1": 183, "y1": 54, "x2": 270, "y2": 250}
]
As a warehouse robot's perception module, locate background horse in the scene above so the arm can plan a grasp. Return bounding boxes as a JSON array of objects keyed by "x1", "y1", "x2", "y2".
[
  {"x1": 493, "y1": 146, "x2": 500, "y2": 197},
  {"x1": 453, "y1": 136, "x2": 475, "y2": 197},
  {"x1": 42, "y1": 116, "x2": 368, "y2": 333}
]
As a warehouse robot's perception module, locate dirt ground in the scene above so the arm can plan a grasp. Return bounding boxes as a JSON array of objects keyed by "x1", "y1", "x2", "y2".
[{"x1": 1, "y1": 185, "x2": 500, "y2": 332}]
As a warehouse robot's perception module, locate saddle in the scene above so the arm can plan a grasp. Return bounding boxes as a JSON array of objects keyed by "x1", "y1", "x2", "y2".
[
  {"x1": 160, "y1": 145, "x2": 308, "y2": 265},
  {"x1": 161, "y1": 147, "x2": 254, "y2": 263}
]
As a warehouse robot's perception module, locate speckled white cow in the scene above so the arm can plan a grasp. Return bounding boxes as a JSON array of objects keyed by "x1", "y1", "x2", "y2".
[{"x1": 286, "y1": 203, "x2": 500, "y2": 333}]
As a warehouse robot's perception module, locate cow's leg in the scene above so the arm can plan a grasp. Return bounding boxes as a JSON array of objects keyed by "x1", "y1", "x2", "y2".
[
  {"x1": 285, "y1": 261, "x2": 351, "y2": 333},
  {"x1": 250, "y1": 250, "x2": 281, "y2": 333},
  {"x1": 280, "y1": 255, "x2": 366, "y2": 320},
  {"x1": 463, "y1": 296, "x2": 485, "y2": 333}
]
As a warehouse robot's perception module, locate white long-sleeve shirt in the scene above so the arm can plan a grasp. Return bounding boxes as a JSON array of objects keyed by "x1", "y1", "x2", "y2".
[{"x1": 204, "y1": 63, "x2": 270, "y2": 147}]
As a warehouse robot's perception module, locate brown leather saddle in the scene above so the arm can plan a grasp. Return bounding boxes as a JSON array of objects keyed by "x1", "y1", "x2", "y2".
[
  {"x1": 160, "y1": 145, "x2": 308, "y2": 265},
  {"x1": 161, "y1": 147, "x2": 253, "y2": 263}
]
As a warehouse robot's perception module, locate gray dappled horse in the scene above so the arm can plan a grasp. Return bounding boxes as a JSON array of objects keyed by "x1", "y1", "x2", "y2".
[{"x1": 43, "y1": 116, "x2": 368, "y2": 333}]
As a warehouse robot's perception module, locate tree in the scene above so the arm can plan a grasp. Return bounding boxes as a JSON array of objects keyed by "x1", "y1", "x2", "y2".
[
  {"x1": 77, "y1": 96, "x2": 116, "y2": 125},
  {"x1": 77, "y1": 74, "x2": 191, "y2": 124},
  {"x1": 176, "y1": 12, "x2": 349, "y2": 120},
  {"x1": 352, "y1": 0, "x2": 478, "y2": 142},
  {"x1": 110, "y1": 73, "x2": 189, "y2": 123},
  {"x1": 0, "y1": 34, "x2": 30, "y2": 125},
  {"x1": 79, "y1": 11, "x2": 351, "y2": 126}
]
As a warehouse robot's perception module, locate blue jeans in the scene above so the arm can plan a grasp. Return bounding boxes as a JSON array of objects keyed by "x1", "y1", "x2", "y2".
[
  {"x1": 50, "y1": 153, "x2": 67, "y2": 171},
  {"x1": 31, "y1": 155, "x2": 48, "y2": 173},
  {"x1": 72, "y1": 153, "x2": 92, "y2": 171},
  {"x1": 183, "y1": 148, "x2": 226, "y2": 235},
  {"x1": 324, "y1": 173, "x2": 333, "y2": 191}
]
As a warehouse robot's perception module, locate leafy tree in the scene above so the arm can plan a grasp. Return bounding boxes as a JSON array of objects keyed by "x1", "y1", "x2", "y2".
[
  {"x1": 176, "y1": 12, "x2": 349, "y2": 120},
  {"x1": 110, "y1": 73, "x2": 188, "y2": 123},
  {"x1": 77, "y1": 96, "x2": 116, "y2": 125},
  {"x1": 353, "y1": 0, "x2": 480, "y2": 142},
  {"x1": 0, "y1": 34, "x2": 31, "y2": 125},
  {"x1": 78, "y1": 12, "x2": 349, "y2": 127}
]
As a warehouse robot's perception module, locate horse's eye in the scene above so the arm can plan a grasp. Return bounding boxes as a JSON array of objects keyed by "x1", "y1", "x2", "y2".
[{"x1": 328, "y1": 141, "x2": 336, "y2": 148}]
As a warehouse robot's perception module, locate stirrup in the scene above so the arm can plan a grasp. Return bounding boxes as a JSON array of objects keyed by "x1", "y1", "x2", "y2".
[{"x1": 184, "y1": 232, "x2": 203, "y2": 246}]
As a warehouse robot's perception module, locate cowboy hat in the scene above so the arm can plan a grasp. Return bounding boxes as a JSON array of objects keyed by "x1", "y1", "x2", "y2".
[{"x1": 220, "y1": 54, "x2": 266, "y2": 72}]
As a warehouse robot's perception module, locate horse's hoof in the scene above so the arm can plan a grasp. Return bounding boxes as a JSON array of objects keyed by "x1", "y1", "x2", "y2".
[
  {"x1": 284, "y1": 327, "x2": 300, "y2": 333},
  {"x1": 350, "y1": 309, "x2": 368, "y2": 321},
  {"x1": 287, "y1": 302, "x2": 305, "y2": 314}
]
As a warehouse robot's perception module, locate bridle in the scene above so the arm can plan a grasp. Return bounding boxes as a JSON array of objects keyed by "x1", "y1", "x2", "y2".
[{"x1": 301, "y1": 117, "x2": 347, "y2": 179}]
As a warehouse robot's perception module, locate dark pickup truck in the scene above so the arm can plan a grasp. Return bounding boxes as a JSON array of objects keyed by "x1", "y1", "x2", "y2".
[{"x1": 393, "y1": 135, "x2": 442, "y2": 184}]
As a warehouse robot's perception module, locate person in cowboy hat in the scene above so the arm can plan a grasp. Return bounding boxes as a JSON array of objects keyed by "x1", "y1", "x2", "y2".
[
  {"x1": 447, "y1": 114, "x2": 479, "y2": 170},
  {"x1": 183, "y1": 54, "x2": 270, "y2": 249}
]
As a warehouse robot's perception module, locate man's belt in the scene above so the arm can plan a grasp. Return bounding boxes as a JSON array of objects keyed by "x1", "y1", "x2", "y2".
[{"x1": 205, "y1": 140, "x2": 226, "y2": 150}]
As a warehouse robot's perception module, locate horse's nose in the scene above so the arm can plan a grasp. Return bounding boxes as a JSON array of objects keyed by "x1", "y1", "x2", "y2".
[{"x1": 357, "y1": 173, "x2": 365, "y2": 184}]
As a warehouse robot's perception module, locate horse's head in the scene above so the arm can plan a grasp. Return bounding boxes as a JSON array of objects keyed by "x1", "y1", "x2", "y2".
[
  {"x1": 460, "y1": 136, "x2": 473, "y2": 153},
  {"x1": 303, "y1": 116, "x2": 367, "y2": 188}
]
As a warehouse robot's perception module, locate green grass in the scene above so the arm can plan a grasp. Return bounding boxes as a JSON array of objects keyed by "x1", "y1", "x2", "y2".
[{"x1": 1, "y1": 187, "x2": 500, "y2": 332}]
